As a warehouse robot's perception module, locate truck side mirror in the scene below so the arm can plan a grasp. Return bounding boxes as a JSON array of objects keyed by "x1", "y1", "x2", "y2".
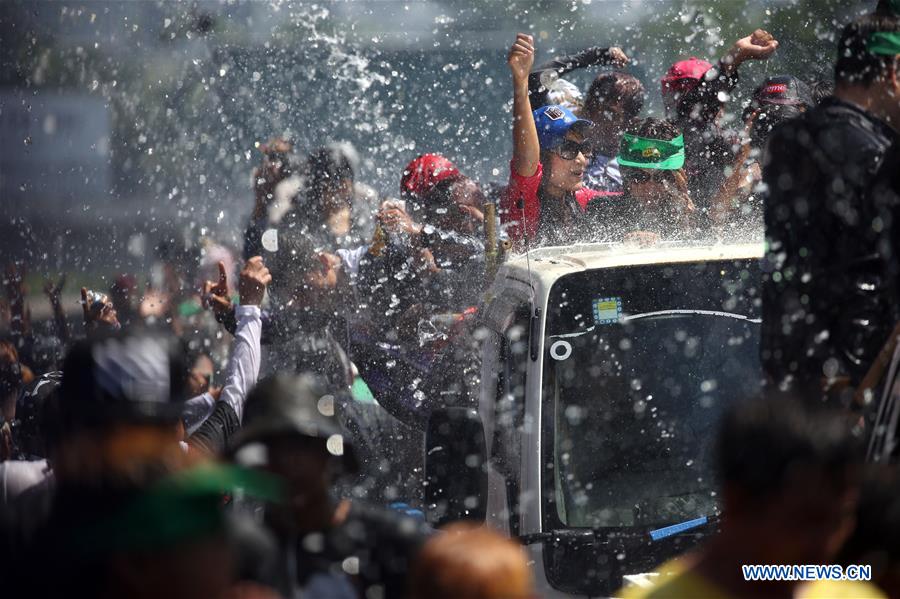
[{"x1": 424, "y1": 407, "x2": 487, "y2": 527}]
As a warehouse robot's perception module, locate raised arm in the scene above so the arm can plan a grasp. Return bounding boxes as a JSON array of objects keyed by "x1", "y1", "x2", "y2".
[
  {"x1": 4, "y1": 264, "x2": 33, "y2": 360},
  {"x1": 188, "y1": 256, "x2": 270, "y2": 456},
  {"x1": 678, "y1": 29, "x2": 778, "y2": 124},
  {"x1": 509, "y1": 33, "x2": 539, "y2": 178},
  {"x1": 43, "y1": 275, "x2": 69, "y2": 345},
  {"x1": 528, "y1": 45, "x2": 628, "y2": 110}
]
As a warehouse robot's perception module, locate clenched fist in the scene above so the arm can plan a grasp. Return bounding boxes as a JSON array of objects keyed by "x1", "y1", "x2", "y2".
[
  {"x1": 508, "y1": 33, "x2": 535, "y2": 82},
  {"x1": 730, "y1": 29, "x2": 779, "y2": 64}
]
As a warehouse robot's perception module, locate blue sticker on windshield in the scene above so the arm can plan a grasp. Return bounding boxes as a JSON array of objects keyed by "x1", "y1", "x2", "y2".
[
  {"x1": 649, "y1": 516, "x2": 708, "y2": 541},
  {"x1": 593, "y1": 297, "x2": 622, "y2": 325}
]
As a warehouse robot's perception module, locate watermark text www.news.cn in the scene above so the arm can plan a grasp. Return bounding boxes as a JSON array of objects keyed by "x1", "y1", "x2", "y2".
[{"x1": 742, "y1": 564, "x2": 872, "y2": 581}]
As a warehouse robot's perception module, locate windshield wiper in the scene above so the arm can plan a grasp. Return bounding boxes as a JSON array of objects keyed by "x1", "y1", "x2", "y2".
[
  {"x1": 649, "y1": 515, "x2": 711, "y2": 541},
  {"x1": 519, "y1": 515, "x2": 720, "y2": 547}
]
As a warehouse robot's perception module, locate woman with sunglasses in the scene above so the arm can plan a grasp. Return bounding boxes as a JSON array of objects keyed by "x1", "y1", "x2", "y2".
[
  {"x1": 589, "y1": 118, "x2": 699, "y2": 243},
  {"x1": 502, "y1": 34, "x2": 617, "y2": 247}
]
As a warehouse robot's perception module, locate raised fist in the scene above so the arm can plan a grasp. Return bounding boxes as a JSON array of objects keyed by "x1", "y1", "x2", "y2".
[
  {"x1": 731, "y1": 29, "x2": 778, "y2": 64},
  {"x1": 508, "y1": 33, "x2": 535, "y2": 82}
]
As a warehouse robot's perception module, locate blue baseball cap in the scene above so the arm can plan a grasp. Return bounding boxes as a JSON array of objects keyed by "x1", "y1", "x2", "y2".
[{"x1": 533, "y1": 105, "x2": 594, "y2": 150}]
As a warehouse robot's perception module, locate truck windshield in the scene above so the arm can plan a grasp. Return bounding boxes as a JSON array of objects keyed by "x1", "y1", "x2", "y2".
[{"x1": 542, "y1": 259, "x2": 762, "y2": 532}]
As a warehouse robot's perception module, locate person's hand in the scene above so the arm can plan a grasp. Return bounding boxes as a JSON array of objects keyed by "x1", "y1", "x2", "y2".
[
  {"x1": 188, "y1": 369, "x2": 212, "y2": 396},
  {"x1": 379, "y1": 198, "x2": 406, "y2": 212},
  {"x1": 507, "y1": 33, "x2": 535, "y2": 82},
  {"x1": 417, "y1": 248, "x2": 441, "y2": 275},
  {"x1": 0, "y1": 421, "x2": 12, "y2": 462},
  {"x1": 82, "y1": 287, "x2": 120, "y2": 329},
  {"x1": 729, "y1": 29, "x2": 778, "y2": 65},
  {"x1": 458, "y1": 204, "x2": 485, "y2": 224},
  {"x1": 202, "y1": 261, "x2": 233, "y2": 321},
  {"x1": 239, "y1": 256, "x2": 272, "y2": 306},
  {"x1": 378, "y1": 206, "x2": 423, "y2": 237},
  {"x1": 605, "y1": 47, "x2": 629, "y2": 68},
  {"x1": 43, "y1": 274, "x2": 66, "y2": 304}
]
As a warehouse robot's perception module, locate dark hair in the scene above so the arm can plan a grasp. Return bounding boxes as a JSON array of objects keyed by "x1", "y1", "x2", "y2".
[
  {"x1": 584, "y1": 71, "x2": 645, "y2": 121},
  {"x1": 716, "y1": 394, "x2": 862, "y2": 502},
  {"x1": 749, "y1": 103, "x2": 805, "y2": 148},
  {"x1": 306, "y1": 146, "x2": 355, "y2": 209},
  {"x1": 835, "y1": 12, "x2": 900, "y2": 88},
  {"x1": 810, "y1": 79, "x2": 835, "y2": 104},
  {"x1": 626, "y1": 117, "x2": 680, "y2": 140},
  {"x1": 416, "y1": 176, "x2": 481, "y2": 216}
]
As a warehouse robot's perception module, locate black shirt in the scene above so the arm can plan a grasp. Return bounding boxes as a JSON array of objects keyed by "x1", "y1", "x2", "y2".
[
  {"x1": 270, "y1": 502, "x2": 431, "y2": 599},
  {"x1": 761, "y1": 97, "x2": 900, "y2": 393}
]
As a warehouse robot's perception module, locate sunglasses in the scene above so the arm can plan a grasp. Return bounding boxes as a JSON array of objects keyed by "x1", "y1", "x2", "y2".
[
  {"x1": 551, "y1": 140, "x2": 593, "y2": 161},
  {"x1": 629, "y1": 169, "x2": 672, "y2": 184}
]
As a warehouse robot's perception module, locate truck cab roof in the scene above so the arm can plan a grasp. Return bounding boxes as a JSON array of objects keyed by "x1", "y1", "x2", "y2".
[{"x1": 482, "y1": 242, "x2": 764, "y2": 330}]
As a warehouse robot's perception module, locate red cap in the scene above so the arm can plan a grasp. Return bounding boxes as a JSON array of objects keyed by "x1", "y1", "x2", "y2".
[
  {"x1": 660, "y1": 57, "x2": 713, "y2": 96},
  {"x1": 400, "y1": 154, "x2": 461, "y2": 199}
]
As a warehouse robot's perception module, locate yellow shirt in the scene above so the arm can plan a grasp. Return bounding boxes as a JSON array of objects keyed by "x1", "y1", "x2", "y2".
[
  {"x1": 618, "y1": 560, "x2": 887, "y2": 599},
  {"x1": 617, "y1": 558, "x2": 734, "y2": 599},
  {"x1": 795, "y1": 579, "x2": 886, "y2": 599}
]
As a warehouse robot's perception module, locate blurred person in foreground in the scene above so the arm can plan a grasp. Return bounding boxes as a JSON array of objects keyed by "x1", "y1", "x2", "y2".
[
  {"x1": 761, "y1": 8, "x2": 900, "y2": 403},
  {"x1": 229, "y1": 373, "x2": 431, "y2": 599},
  {"x1": 807, "y1": 465, "x2": 900, "y2": 599},
  {"x1": 0, "y1": 260, "x2": 276, "y2": 598},
  {"x1": 526, "y1": 41, "x2": 638, "y2": 194},
  {"x1": 407, "y1": 522, "x2": 535, "y2": 599},
  {"x1": 620, "y1": 394, "x2": 863, "y2": 599},
  {"x1": 0, "y1": 257, "x2": 270, "y2": 505},
  {"x1": 0, "y1": 328, "x2": 198, "y2": 596},
  {"x1": 662, "y1": 29, "x2": 779, "y2": 213},
  {"x1": 588, "y1": 117, "x2": 698, "y2": 244}
]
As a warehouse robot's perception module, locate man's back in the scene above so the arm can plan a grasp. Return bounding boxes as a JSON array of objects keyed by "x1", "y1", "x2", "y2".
[{"x1": 762, "y1": 97, "x2": 899, "y2": 393}]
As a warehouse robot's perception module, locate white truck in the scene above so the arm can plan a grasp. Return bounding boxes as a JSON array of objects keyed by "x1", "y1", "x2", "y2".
[{"x1": 424, "y1": 241, "x2": 764, "y2": 598}]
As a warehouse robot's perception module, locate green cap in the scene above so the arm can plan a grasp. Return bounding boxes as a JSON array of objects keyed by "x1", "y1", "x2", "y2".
[
  {"x1": 72, "y1": 464, "x2": 283, "y2": 555},
  {"x1": 617, "y1": 133, "x2": 686, "y2": 170},
  {"x1": 868, "y1": 31, "x2": 900, "y2": 56}
]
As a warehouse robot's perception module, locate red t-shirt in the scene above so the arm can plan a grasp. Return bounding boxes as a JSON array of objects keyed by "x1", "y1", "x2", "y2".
[{"x1": 500, "y1": 161, "x2": 620, "y2": 242}]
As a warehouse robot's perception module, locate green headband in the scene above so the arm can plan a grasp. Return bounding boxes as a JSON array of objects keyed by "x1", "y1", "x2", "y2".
[
  {"x1": 617, "y1": 133, "x2": 686, "y2": 170},
  {"x1": 868, "y1": 31, "x2": 900, "y2": 56}
]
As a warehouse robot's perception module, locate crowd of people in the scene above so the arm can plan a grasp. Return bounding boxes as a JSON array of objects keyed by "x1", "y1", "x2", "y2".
[{"x1": 1, "y1": 1, "x2": 899, "y2": 597}]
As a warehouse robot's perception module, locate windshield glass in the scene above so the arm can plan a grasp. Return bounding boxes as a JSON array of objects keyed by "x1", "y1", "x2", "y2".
[{"x1": 543, "y1": 258, "x2": 762, "y2": 531}]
